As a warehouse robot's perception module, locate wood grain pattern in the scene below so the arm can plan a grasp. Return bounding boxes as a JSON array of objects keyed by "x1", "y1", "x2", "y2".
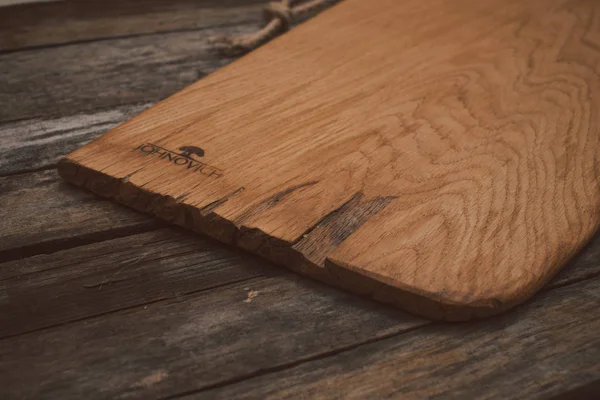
[
  {"x1": 1, "y1": 249, "x2": 596, "y2": 399},
  {"x1": 2, "y1": 181, "x2": 598, "y2": 336},
  {"x1": 200, "y1": 277, "x2": 600, "y2": 400},
  {"x1": 1, "y1": 244, "x2": 597, "y2": 400},
  {"x1": 0, "y1": 0, "x2": 263, "y2": 52},
  {"x1": 0, "y1": 104, "x2": 150, "y2": 176},
  {"x1": 1, "y1": 167, "x2": 599, "y2": 398},
  {"x1": 0, "y1": 24, "x2": 247, "y2": 122},
  {"x1": 0, "y1": 0, "x2": 600, "y2": 400},
  {"x1": 59, "y1": 0, "x2": 600, "y2": 320},
  {"x1": 0, "y1": 170, "x2": 160, "y2": 261},
  {"x1": 0, "y1": 275, "x2": 424, "y2": 400},
  {"x1": 2, "y1": 1, "x2": 599, "y2": 398},
  {"x1": 0, "y1": 227, "x2": 269, "y2": 338}
]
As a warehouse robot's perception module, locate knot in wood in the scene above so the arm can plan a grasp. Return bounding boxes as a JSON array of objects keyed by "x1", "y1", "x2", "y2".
[{"x1": 264, "y1": 2, "x2": 293, "y2": 31}]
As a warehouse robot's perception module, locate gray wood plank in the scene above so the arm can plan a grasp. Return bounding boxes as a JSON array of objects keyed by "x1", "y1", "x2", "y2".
[
  {"x1": 0, "y1": 276, "x2": 426, "y2": 400},
  {"x1": 1, "y1": 232, "x2": 598, "y2": 399},
  {"x1": 0, "y1": 227, "x2": 269, "y2": 338},
  {"x1": 0, "y1": 104, "x2": 151, "y2": 177},
  {"x1": 0, "y1": 169, "x2": 160, "y2": 261},
  {"x1": 193, "y1": 277, "x2": 600, "y2": 400},
  {"x1": 0, "y1": 0, "x2": 263, "y2": 52},
  {"x1": 0, "y1": 24, "x2": 253, "y2": 122}
]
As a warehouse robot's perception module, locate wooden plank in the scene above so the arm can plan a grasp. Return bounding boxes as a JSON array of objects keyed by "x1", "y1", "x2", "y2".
[
  {"x1": 0, "y1": 277, "x2": 425, "y2": 400},
  {"x1": 0, "y1": 251, "x2": 596, "y2": 400},
  {"x1": 0, "y1": 0, "x2": 263, "y2": 52},
  {"x1": 0, "y1": 228, "x2": 268, "y2": 338},
  {"x1": 59, "y1": 0, "x2": 600, "y2": 320},
  {"x1": 0, "y1": 169, "x2": 160, "y2": 262},
  {"x1": 195, "y1": 277, "x2": 600, "y2": 400},
  {"x1": 0, "y1": 24, "x2": 250, "y2": 122},
  {"x1": 0, "y1": 104, "x2": 151, "y2": 177}
]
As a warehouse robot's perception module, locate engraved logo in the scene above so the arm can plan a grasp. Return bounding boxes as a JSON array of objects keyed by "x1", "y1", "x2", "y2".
[
  {"x1": 178, "y1": 146, "x2": 205, "y2": 159},
  {"x1": 134, "y1": 143, "x2": 222, "y2": 179}
]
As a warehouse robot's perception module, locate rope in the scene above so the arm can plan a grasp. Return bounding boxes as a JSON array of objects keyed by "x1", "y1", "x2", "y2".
[{"x1": 209, "y1": 0, "x2": 340, "y2": 56}]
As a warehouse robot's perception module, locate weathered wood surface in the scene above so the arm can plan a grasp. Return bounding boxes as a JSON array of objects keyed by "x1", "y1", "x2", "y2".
[
  {"x1": 0, "y1": 0, "x2": 270, "y2": 124},
  {"x1": 0, "y1": 267, "x2": 423, "y2": 400},
  {"x1": 200, "y1": 277, "x2": 600, "y2": 400},
  {"x1": 0, "y1": 228, "x2": 269, "y2": 338},
  {"x1": 0, "y1": 170, "x2": 160, "y2": 262},
  {"x1": 0, "y1": 0, "x2": 263, "y2": 52},
  {"x1": 1, "y1": 0, "x2": 599, "y2": 398},
  {"x1": 0, "y1": 104, "x2": 150, "y2": 177},
  {"x1": 1, "y1": 234, "x2": 598, "y2": 399},
  {"x1": 0, "y1": 28, "x2": 237, "y2": 122},
  {"x1": 1, "y1": 242, "x2": 597, "y2": 399},
  {"x1": 60, "y1": 0, "x2": 600, "y2": 320}
]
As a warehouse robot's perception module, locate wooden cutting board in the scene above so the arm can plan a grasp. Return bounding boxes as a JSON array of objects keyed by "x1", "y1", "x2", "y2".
[{"x1": 58, "y1": 0, "x2": 600, "y2": 320}]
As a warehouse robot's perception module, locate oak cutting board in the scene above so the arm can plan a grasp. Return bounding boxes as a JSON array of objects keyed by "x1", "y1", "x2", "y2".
[{"x1": 58, "y1": 0, "x2": 600, "y2": 320}]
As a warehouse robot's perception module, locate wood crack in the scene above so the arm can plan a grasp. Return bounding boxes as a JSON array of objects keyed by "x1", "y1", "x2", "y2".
[
  {"x1": 200, "y1": 187, "x2": 246, "y2": 216},
  {"x1": 233, "y1": 180, "x2": 318, "y2": 225},
  {"x1": 157, "y1": 323, "x2": 430, "y2": 400},
  {"x1": 159, "y1": 274, "x2": 600, "y2": 400},
  {"x1": 0, "y1": 275, "x2": 266, "y2": 342},
  {"x1": 291, "y1": 192, "x2": 397, "y2": 268},
  {"x1": 0, "y1": 220, "x2": 164, "y2": 264}
]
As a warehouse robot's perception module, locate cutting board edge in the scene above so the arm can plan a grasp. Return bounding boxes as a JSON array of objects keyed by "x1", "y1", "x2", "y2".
[{"x1": 57, "y1": 156, "x2": 534, "y2": 321}]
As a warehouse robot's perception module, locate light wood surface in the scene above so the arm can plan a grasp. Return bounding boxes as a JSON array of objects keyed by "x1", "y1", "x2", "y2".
[{"x1": 59, "y1": 0, "x2": 600, "y2": 320}]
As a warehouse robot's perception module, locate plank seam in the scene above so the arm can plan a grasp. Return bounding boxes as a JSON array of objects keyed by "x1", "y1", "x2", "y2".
[
  {"x1": 157, "y1": 273, "x2": 600, "y2": 399},
  {"x1": 0, "y1": 100, "x2": 152, "y2": 127},
  {"x1": 0, "y1": 164, "x2": 56, "y2": 179},
  {"x1": 0, "y1": 219, "x2": 164, "y2": 263},
  {"x1": 0, "y1": 274, "x2": 265, "y2": 341},
  {"x1": 158, "y1": 323, "x2": 430, "y2": 400},
  {"x1": 0, "y1": 20, "x2": 261, "y2": 57}
]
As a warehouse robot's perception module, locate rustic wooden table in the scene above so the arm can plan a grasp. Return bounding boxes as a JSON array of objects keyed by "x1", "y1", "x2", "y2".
[{"x1": 1, "y1": 1, "x2": 599, "y2": 399}]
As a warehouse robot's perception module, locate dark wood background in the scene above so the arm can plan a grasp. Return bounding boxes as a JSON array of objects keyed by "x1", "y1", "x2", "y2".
[{"x1": 0, "y1": 1, "x2": 599, "y2": 398}]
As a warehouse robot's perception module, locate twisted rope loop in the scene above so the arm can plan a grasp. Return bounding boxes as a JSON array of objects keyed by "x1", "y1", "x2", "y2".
[{"x1": 210, "y1": 0, "x2": 338, "y2": 56}]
